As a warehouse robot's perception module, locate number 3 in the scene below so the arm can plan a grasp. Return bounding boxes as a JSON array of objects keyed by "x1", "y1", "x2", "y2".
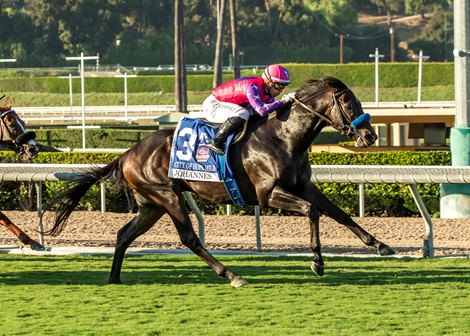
[{"x1": 176, "y1": 127, "x2": 197, "y2": 161}]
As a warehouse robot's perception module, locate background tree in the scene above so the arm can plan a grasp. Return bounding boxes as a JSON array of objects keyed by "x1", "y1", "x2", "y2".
[
  {"x1": 0, "y1": 1, "x2": 35, "y2": 64},
  {"x1": 24, "y1": 0, "x2": 120, "y2": 63},
  {"x1": 0, "y1": 0, "x2": 456, "y2": 66},
  {"x1": 213, "y1": 0, "x2": 225, "y2": 87},
  {"x1": 404, "y1": 0, "x2": 448, "y2": 19},
  {"x1": 184, "y1": 1, "x2": 214, "y2": 65},
  {"x1": 408, "y1": 4, "x2": 453, "y2": 61},
  {"x1": 174, "y1": 0, "x2": 187, "y2": 112},
  {"x1": 229, "y1": 0, "x2": 240, "y2": 78}
]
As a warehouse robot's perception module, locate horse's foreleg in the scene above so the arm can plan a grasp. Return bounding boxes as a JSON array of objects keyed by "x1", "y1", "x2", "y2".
[
  {"x1": 166, "y1": 198, "x2": 248, "y2": 288},
  {"x1": 109, "y1": 204, "x2": 165, "y2": 284},
  {"x1": 302, "y1": 182, "x2": 395, "y2": 256},
  {"x1": 266, "y1": 186, "x2": 324, "y2": 275},
  {"x1": 0, "y1": 212, "x2": 44, "y2": 250}
]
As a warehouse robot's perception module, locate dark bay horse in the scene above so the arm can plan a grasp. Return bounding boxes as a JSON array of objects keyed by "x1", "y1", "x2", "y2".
[
  {"x1": 44, "y1": 77, "x2": 395, "y2": 287},
  {"x1": 0, "y1": 97, "x2": 42, "y2": 249}
]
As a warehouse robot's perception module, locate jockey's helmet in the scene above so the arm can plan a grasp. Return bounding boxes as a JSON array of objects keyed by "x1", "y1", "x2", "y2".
[{"x1": 262, "y1": 64, "x2": 291, "y2": 85}]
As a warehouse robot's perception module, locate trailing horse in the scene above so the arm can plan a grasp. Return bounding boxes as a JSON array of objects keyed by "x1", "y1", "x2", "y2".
[
  {"x1": 0, "y1": 95, "x2": 42, "y2": 249},
  {"x1": 44, "y1": 77, "x2": 395, "y2": 287}
]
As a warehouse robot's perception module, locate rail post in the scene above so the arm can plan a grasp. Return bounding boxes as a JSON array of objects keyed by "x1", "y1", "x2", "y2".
[
  {"x1": 35, "y1": 182, "x2": 44, "y2": 246},
  {"x1": 254, "y1": 206, "x2": 261, "y2": 252}
]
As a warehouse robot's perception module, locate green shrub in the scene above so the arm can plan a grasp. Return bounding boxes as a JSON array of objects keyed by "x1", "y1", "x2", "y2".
[
  {"x1": 248, "y1": 63, "x2": 454, "y2": 88},
  {"x1": 308, "y1": 151, "x2": 451, "y2": 217},
  {"x1": 34, "y1": 128, "x2": 156, "y2": 149},
  {"x1": 31, "y1": 128, "x2": 349, "y2": 149},
  {"x1": 0, "y1": 63, "x2": 454, "y2": 93}
]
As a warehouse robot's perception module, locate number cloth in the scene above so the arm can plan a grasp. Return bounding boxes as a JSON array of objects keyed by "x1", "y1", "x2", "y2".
[{"x1": 168, "y1": 117, "x2": 246, "y2": 207}]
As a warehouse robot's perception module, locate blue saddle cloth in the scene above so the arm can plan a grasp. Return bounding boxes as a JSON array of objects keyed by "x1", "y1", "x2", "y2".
[{"x1": 168, "y1": 117, "x2": 246, "y2": 207}]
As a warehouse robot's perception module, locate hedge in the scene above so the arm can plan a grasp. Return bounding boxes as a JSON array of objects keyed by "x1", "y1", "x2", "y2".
[
  {"x1": 30, "y1": 128, "x2": 348, "y2": 149},
  {"x1": 34, "y1": 128, "x2": 157, "y2": 149},
  {"x1": 286, "y1": 63, "x2": 454, "y2": 88},
  {"x1": 0, "y1": 63, "x2": 454, "y2": 94},
  {"x1": 308, "y1": 151, "x2": 451, "y2": 218},
  {"x1": 0, "y1": 150, "x2": 451, "y2": 217}
]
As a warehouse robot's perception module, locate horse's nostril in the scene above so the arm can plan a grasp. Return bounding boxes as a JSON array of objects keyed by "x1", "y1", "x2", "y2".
[
  {"x1": 365, "y1": 133, "x2": 377, "y2": 142},
  {"x1": 23, "y1": 145, "x2": 38, "y2": 157}
]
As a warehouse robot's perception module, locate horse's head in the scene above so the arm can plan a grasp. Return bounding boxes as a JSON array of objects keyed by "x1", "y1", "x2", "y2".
[
  {"x1": 295, "y1": 77, "x2": 378, "y2": 147},
  {"x1": 328, "y1": 83, "x2": 378, "y2": 148},
  {"x1": 0, "y1": 103, "x2": 39, "y2": 161}
]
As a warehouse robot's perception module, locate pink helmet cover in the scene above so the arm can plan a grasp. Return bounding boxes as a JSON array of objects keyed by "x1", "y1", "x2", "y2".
[{"x1": 262, "y1": 64, "x2": 291, "y2": 84}]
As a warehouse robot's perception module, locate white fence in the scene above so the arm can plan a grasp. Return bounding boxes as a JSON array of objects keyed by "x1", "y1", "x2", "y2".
[
  {"x1": 14, "y1": 105, "x2": 205, "y2": 124},
  {"x1": 1, "y1": 163, "x2": 469, "y2": 257},
  {"x1": 14, "y1": 102, "x2": 455, "y2": 125}
]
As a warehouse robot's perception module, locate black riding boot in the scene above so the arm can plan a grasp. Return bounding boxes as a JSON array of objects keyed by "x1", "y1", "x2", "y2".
[{"x1": 206, "y1": 116, "x2": 245, "y2": 154}]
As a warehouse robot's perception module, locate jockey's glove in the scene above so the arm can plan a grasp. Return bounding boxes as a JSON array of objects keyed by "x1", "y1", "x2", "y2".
[{"x1": 281, "y1": 92, "x2": 296, "y2": 103}]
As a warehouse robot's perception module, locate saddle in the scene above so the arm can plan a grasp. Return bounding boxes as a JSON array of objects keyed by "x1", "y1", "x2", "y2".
[{"x1": 168, "y1": 117, "x2": 247, "y2": 207}]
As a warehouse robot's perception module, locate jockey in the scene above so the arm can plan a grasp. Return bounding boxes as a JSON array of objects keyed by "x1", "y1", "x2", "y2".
[{"x1": 203, "y1": 64, "x2": 295, "y2": 154}]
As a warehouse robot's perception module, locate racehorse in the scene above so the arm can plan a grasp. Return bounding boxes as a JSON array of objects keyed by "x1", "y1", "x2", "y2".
[
  {"x1": 0, "y1": 96, "x2": 42, "y2": 249},
  {"x1": 44, "y1": 77, "x2": 395, "y2": 287}
]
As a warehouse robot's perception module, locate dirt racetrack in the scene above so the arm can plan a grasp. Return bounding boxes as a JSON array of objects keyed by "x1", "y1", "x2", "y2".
[{"x1": 1, "y1": 211, "x2": 470, "y2": 256}]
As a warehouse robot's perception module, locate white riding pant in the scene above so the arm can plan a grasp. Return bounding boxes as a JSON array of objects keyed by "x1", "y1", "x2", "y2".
[{"x1": 202, "y1": 94, "x2": 250, "y2": 124}]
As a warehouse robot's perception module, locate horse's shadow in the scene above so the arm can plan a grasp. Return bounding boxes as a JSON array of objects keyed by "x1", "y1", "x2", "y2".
[{"x1": 2, "y1": 256, "x2": 470, "y2": 286}]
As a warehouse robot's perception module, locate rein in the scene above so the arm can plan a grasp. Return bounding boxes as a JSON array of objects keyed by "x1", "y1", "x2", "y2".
[{"x1": 293, "y1": 88, "x2": 355, "y2": 135}]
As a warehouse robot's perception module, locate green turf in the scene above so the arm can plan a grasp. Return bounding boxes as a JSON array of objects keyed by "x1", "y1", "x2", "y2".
[{"x1": 1, "y1": 254, "x2": 469, "y2": 335}]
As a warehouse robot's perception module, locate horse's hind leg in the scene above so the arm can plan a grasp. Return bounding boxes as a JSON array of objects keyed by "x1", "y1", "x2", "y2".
[
  {"x1": 165, "y1": 195, "x2": 248, "y2": 288},
  {"x1": 303, "y1": 182, "x2": 395, "y2": 256},
  {"x1": 0, "y1": 212, "x2": 44, "y2": 250},
  {"x1": 109, "y1": 202, "x2": 166, "y2": 284}
]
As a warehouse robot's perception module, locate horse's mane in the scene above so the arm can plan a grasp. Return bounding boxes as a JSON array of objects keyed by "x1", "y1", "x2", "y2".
[
  {"x1": 259, "y1": 77, "x2": 348, "y2": 123},
  {"x1": 295, "y1": 77, "x2": 348, "y2": 100},
  {"x1": 256, "y1": 77, "x2": 347, "y2": 124}
]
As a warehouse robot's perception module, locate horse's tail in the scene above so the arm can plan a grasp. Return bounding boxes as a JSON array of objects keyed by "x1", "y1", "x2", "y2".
[{"x1": 43, "y1": 157, "x2": 125, "y2": 236}]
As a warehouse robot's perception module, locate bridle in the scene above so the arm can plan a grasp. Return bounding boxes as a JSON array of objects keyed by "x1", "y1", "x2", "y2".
[
  {"x1": 292, "y1": 88, "x2": 369, "y2": 138},
  {"x1": 0, "y1": 109, "x2": 19, "y2": 142},
  {"x1": 0, "y1": 108, "x2": 38, "y2": 158}
]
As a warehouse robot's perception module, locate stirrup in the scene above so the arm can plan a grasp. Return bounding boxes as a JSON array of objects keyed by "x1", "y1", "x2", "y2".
[{"x1": 206, "y1": 141, "x2": 225, "y2": 154}]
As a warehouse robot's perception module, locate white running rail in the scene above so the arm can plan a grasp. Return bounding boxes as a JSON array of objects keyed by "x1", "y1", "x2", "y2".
[{"x1": 1, "y1": 163, "x2": 469, "y2": 257}]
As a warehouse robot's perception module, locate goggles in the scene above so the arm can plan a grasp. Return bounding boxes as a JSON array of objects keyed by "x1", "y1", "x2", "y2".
[{"x1": 272, "y1": 82, "x2": 287, "y2": 90}]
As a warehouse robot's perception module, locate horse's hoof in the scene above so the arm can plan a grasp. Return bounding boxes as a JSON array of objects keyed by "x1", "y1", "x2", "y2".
[
  {"x1": 310, "y1": 261, "x2": 324, "y2": 276},
  {"x1": 30, "y1": 242, "x2": 45, "y2": 251},
  {"x1": 378, "y1": 243, "x2": 396, "y2": 256},
  {"x1": 231, "y1": 276, "x2": 248, "y2": 288}
]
